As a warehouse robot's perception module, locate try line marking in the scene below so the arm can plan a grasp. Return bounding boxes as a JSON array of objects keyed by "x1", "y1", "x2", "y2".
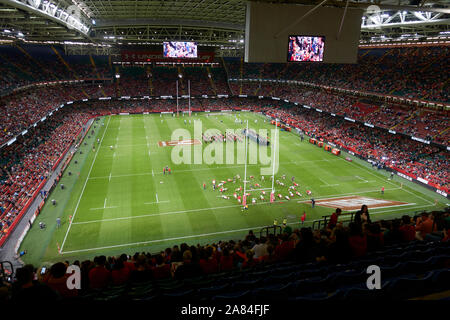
[
  {"x1": 59, "y1": 202, "x2": 433, "y2": 255},
  {"x1": 72, "y1": 186, "x2": 404, "y2": 226},
  {"x1": 60, "y1": 116, "x2": 111, "y2": 252},
  {"x1": 90, "y1": 198, "x2": 118, "y2": 210},
  {"x1": 60, "y1": 220, "x2": 308, "y2": 254},
  {"x1": 346, "y1": 158, "x2": 434, "y2": 205},
  {"x1": 88, "y1": 159, "x2": 345, "y2": 180}
]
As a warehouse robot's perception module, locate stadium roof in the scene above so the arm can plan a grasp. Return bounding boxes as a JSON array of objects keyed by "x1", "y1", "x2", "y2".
[{"x1": 0, "y1": 0, "x2": 448, "y2": 53}]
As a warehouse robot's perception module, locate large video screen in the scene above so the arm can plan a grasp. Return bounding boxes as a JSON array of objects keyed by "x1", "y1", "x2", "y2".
[
  {"x1": 287, "y1": 36, "x2": 325, "y2": 62},
  {"x1": 163, "y1": 41, "x2": 197, "y2": 58}
]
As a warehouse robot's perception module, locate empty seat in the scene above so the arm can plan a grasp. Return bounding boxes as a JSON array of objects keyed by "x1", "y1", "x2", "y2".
[
  {"x1": 431, "y1": 269, "x2": 450, "y2": 292},
  {"x1": 212, "y1": 290, "x2": 251, "y2": 301},
  {"x1": 251, "y1": 282, "x2": 293, "y2": 300},
  {"x1": 162, "y1": 288, "x2": 195, "y2": 298},
  {"x1": 329, "y1": 270, "x2": 367, "y2": 289},
  {"x1": 386, "y1": 273, "x2": 434, "y2": 299},
  {"x1": 231, "y1": 278, "x2": 262, "y2": 291},
  {"x1": 289, "y1": 290, "x2": 342, "y2": 301},
  {"x1": 293, "y1": 275, "x2": 334, "y2": 296}
]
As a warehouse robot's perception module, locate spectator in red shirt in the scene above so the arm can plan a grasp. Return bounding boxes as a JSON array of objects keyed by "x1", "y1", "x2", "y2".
[
  {"x1": 366, "y1": 223, "x2": 384, "y2": 252},
  {"x1": 328, "y1": 208, "x2": 342, "y2": 230},
  {"x1": 241, "y1": 250, "x2": 258, "y2": 269},
  {"x1": 219, "y1": 248, "x2": 234, "y2": 271},
  {"x1": 275, "y1": 233, "x2": 295, "y2": 261},
  {"x1": 399, "y1": 215, "x2": 416, "y2": 242},
  {"x1": 415, "y1": 212, "x2": 437, "y2": 240},
  {"x1": 259, "y1": 244, "x2": 277, "y2": 264},
  {"x1": 111, "y1": 258, "x2": 130, "y2": 286},
  {"x1": 129, "y1": 255, "x2": 153, "y2": 283},
  {"x1": 348, "y1": 223, "x2": 367, "y2": 257},
  {"x1": 43, "y1": 262, "x2": 77, "y2": 298},
  {"x1": 119, "y1": 253, "x2": 136, "y2": 272},
  {"x1": 198, "y1": 246, "x2": 219, "y2": 275},
  {"x1": 88, "y1": 256, "x2": 111, "y2": 289},
  {"x1": 151, "y1": 254, "x2": 171, "y2": 280}
]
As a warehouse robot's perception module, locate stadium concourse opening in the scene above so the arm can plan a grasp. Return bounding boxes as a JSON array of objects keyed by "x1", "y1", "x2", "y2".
[{"x1": 0, "y1": 0, "x2": 449, "y2": 310}]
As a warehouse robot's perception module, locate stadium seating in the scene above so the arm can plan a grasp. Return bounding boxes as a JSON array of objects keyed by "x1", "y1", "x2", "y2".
[
  {"x1": 0, "y1": 45, "x2": 449, "y2": 296},
  {"x1": 1, "y1": 98, "x2": 449, "y2": 242},
  {"x1": 4, "y1": 229, "x2": 448, "y2": 302},
  {"x1": 225, "y1": 46, "x2": 450, "y2": 103}
]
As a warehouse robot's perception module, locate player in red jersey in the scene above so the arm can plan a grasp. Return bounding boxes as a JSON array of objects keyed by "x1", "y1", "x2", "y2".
[{"x1": 301, "y1": 212, "x2": 306, "y2": 224}]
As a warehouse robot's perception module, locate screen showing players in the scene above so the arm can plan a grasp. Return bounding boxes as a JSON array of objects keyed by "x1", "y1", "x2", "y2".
[
  {"x1": 287, "y1": 36, "x2": 325, "y2": 62},
  {"x1": 163, "y1": 41, "x2": 198, "y2": 58}
]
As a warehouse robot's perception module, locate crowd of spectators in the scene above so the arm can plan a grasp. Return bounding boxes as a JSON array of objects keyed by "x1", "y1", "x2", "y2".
[
  {"x1": 230, "y1": 83, "x2": 449, "y2": 145},
  {"x1": 1, "y1": 44, "x2": 447, "y2": 146},
  {"x1": 0, "y1": 106, "x2": 94, "y2": 240},
  {"x1": 226, "y1": 46, "x2": 449, "y2": 103},
  {"x1": 264, "y1": 105, "x2": 449, "y2": 189},
  {"x1": 2, "y1": 208, "x2": 448, "y2": 302},
  {"x1": 1, "y1": 97, "x2": 448, "y2": 245},
  {"x1": 0, "y1": 46, "x2": 111, "y2": 94},
  {"x1": 0, "y1": 86, "x2": 99, "y2": 145}
]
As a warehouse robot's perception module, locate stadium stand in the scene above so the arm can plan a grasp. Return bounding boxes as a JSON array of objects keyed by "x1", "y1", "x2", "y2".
[
  {"x1": 225, "y1": 46, "x2": 450, "y2": 103},
  {"x1": 1, "y1": 99, "x2": 448, "y2": 245},
  {"x1": 2, "y1": 209, "x2": 449, "y2": 302},
  {"x1": 0, "y1": 43, "x2": 448, "y2": 304}
]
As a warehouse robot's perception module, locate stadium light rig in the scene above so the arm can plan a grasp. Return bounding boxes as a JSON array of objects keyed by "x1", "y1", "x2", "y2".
[{"x1": 9, "y1": 0, "x2": 91, "y2": 36}]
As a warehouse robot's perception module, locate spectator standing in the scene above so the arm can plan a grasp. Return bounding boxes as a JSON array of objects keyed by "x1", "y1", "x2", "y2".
[
  {"x1": 88, "y1": 256, "x2": 111, "y2": 289},
  {"x1": 328, "y1": 208, "x2": 342, "y2": 230}
]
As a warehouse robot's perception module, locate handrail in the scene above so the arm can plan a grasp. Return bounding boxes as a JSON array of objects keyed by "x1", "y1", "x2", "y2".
[
  {"x1": 0, "y1": 261, "x2": 14, "y2": 281},
  {"x1": 259, "y1": 225, "x2": 282, "y2": 238}
]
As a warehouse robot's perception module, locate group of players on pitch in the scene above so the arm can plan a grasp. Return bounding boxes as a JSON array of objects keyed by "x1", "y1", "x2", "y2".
[
  {"x1": 204, "y1": 174, "x2": 313, "y2": 206},
  {"x1": 202, "y1": 132, "x2": 244, "y2": 143}
]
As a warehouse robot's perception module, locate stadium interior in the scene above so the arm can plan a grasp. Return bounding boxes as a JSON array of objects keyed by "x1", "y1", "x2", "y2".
[{"x1": 0, "y1": 0, "x2": 449, "y2": 307}]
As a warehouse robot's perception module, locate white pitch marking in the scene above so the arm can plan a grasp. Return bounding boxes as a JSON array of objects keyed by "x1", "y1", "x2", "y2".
[
  {"x1": 59, "y1": 201, "x2": 427, "y2": 255},
  {"x1": 318, "y1": 177, "x2": 333, "y2": 186},
  {"x1": 144, "y1": 200, "x2": 170, "y2": 205},
  {"x1": 62, "y1": 199, "x2": 438, "y2": 255},
  {"x1": 61, "y1": 219, "x2": 310, "y2": 254},
  {"x1": 296, "y1": 187, "x2": 402, "y2": 203},
  {"x1": 399, "y1": 185, "x2": 434, "y2": 205},
  {"x1": 109, "y1": 173, "x2": 112, "y2": 182},
  {"x1": 248, "y1": 187, "x2": 273, "y2": 192},
  {"x1": 90, "y1": 206, "x2": 118, "y2": 211},
  {"x1": 60, "y1": 116, "x2": 111, "y2": 252},
  {"x1": 347, "y1": 159, "x2": 434, "y2": 205},
  {"x1": 72, "y1": 202, "x2": 279, "y2": 225},
  {"x1": 88, "y1": 159, "x2": 344, "y2": 180},
  {"x1": 101, "y1": 143, "x2": 148, "y2": 148},
  {"x1": 355, "y1": 175, "x2": 368, "y2": 183},
  {"x1": 152, "y1": 169, "x2": 154, "y2": 176}
]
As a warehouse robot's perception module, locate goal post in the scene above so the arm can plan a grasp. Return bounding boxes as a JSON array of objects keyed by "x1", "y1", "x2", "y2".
[
  {"x1": 242, "y1": 117, "x2": 279, "y2": 206},
  {"x1": 270, "y1": 118, "x2": 278, "y2": 202}
]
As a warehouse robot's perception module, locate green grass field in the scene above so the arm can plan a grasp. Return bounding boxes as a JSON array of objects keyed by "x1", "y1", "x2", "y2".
[{"x1": 20, "y1": 112, "x2": 447, "y2": 266}]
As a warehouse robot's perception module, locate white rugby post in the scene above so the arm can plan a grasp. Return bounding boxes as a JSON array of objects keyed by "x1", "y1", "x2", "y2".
[
  {"x1": 188, "y1": 80, "x2": 191, "y2": 117},
  {"x1": 176, "y1": 80, "x2": 179, "y2": 116},
  {"x1": 271, "y1": 118, "x2": 278, "y2": 194},
  {"x1": 243, "y1": 119, "x2": 249, "y2": 205}
]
